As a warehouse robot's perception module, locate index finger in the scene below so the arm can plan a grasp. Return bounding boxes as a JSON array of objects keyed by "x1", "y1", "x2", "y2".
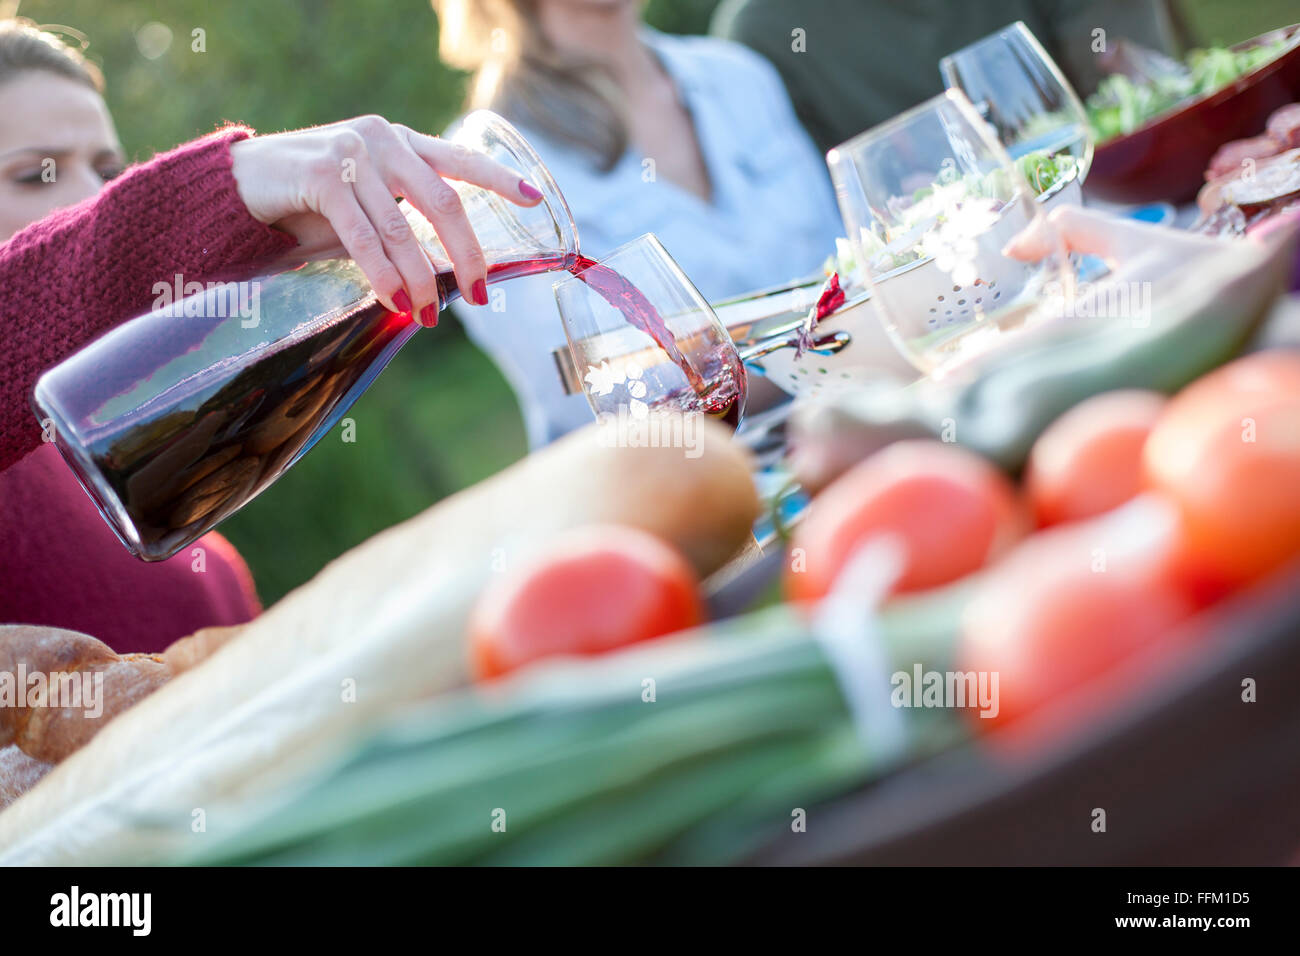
[{"x1": 399, "y1": 127, "x2": 545, "y2": 207}]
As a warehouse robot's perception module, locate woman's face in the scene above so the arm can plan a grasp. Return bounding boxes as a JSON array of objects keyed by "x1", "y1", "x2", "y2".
[{"x1": 0, "y1": 71, "x2": 123, "y2": 242}]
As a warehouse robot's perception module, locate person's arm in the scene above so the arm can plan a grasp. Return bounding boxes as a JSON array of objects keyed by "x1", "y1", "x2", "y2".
[{"x1": 0, "y1": 126, "x2": 297, "y2": 471}]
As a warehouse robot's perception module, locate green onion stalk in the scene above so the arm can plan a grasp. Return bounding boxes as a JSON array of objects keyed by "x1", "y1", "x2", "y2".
[{"x1": 177, "y1": 576, "x2": 972, "y2": 867}]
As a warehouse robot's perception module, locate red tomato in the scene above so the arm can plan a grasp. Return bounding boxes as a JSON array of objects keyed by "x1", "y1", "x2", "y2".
[
  {"x1": 959, "y1": 496, "x2": 1197, "y2": 734},
  {"x1": 1025, "y1": 389, "x2": 1166, "y2": 527},
  {"x1": 786, "y1": 440, "x2": 1023, "y2": 601},
  {"x1": 1144, "y1": 350, "x2": 1300, "y2": 596},
  {"x1": 468, "y1": 524, "x2": 703, "y2": 680}
]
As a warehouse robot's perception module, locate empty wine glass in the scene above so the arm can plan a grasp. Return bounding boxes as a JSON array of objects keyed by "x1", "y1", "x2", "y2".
[
  {"x1": 826, "y1": 89, "x2": 1072, "y2": 377},
  {"x1": 941, "y1": 21, "x2": 1092, "y2": 204},
  {"x1": 555, "y1": 234, "x2": 748, "y2": 430}
]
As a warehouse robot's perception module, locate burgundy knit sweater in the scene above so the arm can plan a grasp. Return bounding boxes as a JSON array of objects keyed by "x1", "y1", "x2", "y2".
[{"x1": 0, "y1": 126, "x2": 298, "y2": 653}]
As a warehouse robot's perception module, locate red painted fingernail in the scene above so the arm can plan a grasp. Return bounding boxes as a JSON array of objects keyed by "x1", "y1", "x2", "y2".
[
  {"x1": 471, "y1": 279, "x2": 488, "y2": 306},
  {"x1": 518, "y1": 179, "x2": 544, "y2": 201},
  {"x1": 392, "y1": 289, "x2": 412, "y2": 314},
  {"x1": 420, "y1": 303, "x2": 439, "y2": 328}
]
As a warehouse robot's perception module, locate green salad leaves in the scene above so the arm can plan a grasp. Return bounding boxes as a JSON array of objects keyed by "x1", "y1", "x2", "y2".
[{"x1": 1086, "y1": 39, "x2": 1293, "y2": 143}]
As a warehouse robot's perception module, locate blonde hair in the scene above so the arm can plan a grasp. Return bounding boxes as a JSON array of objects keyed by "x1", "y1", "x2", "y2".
[
  {"x1": 0, "y1": 18, "x2": 104, "y2": 92},
  {"x1": 433, "y1": 0, "x2": 627, "y2": 170}
]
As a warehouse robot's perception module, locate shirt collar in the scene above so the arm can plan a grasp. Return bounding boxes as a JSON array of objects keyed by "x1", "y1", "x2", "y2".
[{"x1": 640, "y1": 27, "x2": 704, "y2": 98}]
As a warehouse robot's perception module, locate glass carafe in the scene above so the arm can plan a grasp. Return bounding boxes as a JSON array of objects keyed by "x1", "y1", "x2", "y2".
[{"x1": 32, "y1": 111, "x2": 578, "y2": 561}]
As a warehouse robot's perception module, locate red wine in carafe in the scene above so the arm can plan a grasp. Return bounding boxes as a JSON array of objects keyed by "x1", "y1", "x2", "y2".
[
  {"x1": 82, "y1": 300, "x2": 417, "y2": 557},
  {"x1": 75, "y1": 255, "x2": 569, "y2": 557}
]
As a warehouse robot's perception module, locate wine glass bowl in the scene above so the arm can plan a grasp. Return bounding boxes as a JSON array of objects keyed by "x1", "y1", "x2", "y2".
[
  {"x1": 555, "y1": 234, "x2": 747, "y2": 429},
  {"x1": 826, "y1": 90, "x2": 1071, "y2": 376},
  {"x1": 941, "y1": 21, "x2": 1093, "y2": 204}
]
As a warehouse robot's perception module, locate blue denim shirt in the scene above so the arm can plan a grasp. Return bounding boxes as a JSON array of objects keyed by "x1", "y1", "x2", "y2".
[{"x1": 450, "y1": 29, "x2": 843, "y2": 447}]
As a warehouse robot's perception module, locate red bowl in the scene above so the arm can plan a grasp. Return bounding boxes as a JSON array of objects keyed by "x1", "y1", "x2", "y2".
[{"x1": 1087, "y1": 24, "x2": 1300, "y2": 205}]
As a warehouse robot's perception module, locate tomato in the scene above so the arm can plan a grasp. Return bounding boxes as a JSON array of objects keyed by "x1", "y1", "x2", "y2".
[
  {"x1": 468, "y1": 524, "x2": 704, "y2": 680},
  {"x1": 959, "y1": 496, "x2": 1197, "y2": 734},
  {"x1": 786, "y1": 440, "x2": 1023, "y2": 601},
  {"x1": 1143, "y1": 350, "x2": 1300, "y2": 596},
  {"x1": 1025, "y1": 389, "x2": 1166, "y2": 527}
]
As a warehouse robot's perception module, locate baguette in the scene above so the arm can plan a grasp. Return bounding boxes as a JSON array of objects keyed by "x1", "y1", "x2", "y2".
[{"x1": 0, "y1": 415, "x2": 758, "y2": 864}]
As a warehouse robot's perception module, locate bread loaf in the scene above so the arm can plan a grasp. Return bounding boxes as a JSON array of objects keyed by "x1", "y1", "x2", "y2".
[
  {"x1": 0, "y1": 624, "x2": 243, "y2": 762},
  {"x1": 0, "y1": 623, "x2": 242, "y2": 805},
  {"x1": 1, "y1": 625, "x2": 168, "y2": 763}
]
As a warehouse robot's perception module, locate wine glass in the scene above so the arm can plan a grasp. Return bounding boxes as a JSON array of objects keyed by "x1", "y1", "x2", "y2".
[
  {"x1": 555, "y1": 234, "x2": 748, "y2": 430},
  {"x1": 826, "y1": 89, "x2": 1072, "y2": 377},
  {"x1": 941, "y1": 21, "x2": 1092, "y2": 204}
]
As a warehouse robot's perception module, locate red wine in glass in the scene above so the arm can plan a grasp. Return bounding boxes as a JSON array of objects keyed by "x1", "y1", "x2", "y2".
[
  {"x1": 574, "y1": 257, "x2": 748, "y2": 428},
  {"x1": 641, "y1": 344, "x2": 746, "y2": 429},
  {"x1": 567, "y1": 255, "x2": 708, "y2": 394}
]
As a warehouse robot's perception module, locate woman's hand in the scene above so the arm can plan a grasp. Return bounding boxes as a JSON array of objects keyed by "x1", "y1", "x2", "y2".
[
  {"x1": 1003, "y1": 205, "x2": 1223, "y2": 274},
  {"x1": 230, "y1": 116, "x2": 544, "y2": 326}
]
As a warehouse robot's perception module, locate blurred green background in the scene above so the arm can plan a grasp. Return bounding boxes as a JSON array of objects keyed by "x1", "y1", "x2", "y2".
[{"x1": 10, "y1": 0, "x2": 1296, "y2": 604}]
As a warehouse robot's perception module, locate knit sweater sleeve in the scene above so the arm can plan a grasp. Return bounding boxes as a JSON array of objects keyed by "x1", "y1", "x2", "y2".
[{"x1": 0, "y1": 125, "x2": 299, "y2": 471}]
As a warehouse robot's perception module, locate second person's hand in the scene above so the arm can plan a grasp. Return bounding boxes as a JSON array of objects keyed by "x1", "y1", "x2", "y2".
[{"x1": 1003, "y1": 205, "x2": 1224, "y2": 274}]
